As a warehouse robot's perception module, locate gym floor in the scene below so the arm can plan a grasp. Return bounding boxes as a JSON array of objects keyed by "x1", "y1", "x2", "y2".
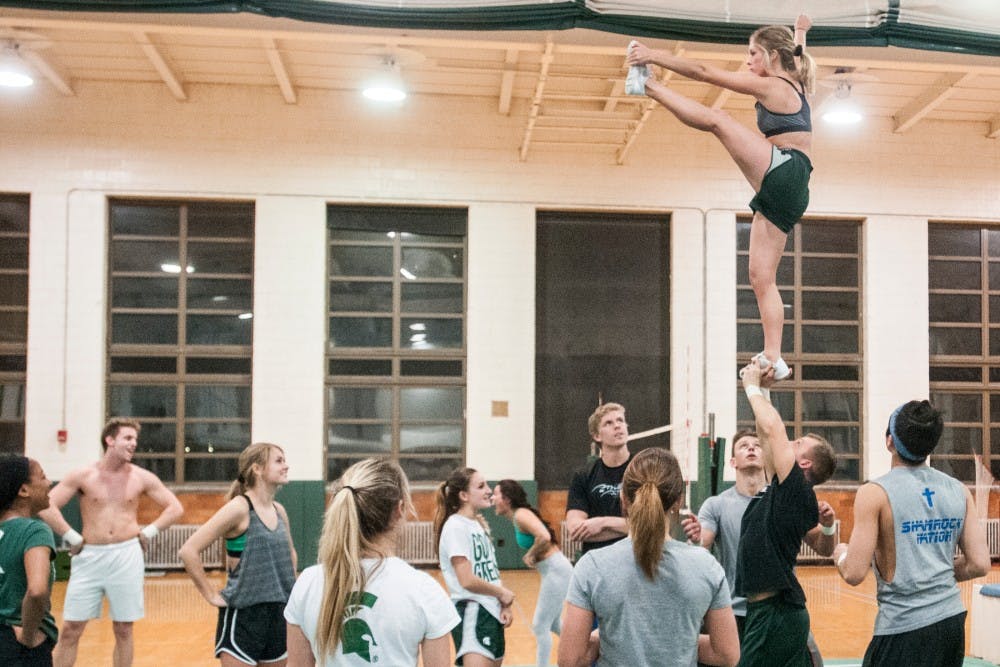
[{"x1": 53, "y1": 565, "x2": 1000, "y2": 666}]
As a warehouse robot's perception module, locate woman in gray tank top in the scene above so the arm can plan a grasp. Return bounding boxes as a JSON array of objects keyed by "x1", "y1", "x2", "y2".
[{"x1": 179, "y1": 443, "x2": 298, "y2": 666}]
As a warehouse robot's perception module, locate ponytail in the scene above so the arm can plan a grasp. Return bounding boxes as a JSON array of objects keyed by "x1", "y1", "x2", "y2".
[
  {"x1": 620, "y1": 448, "x2": 685, "y2": 581},
  {"x1": 434, "y1": 467, "x2": 477, "y2": 552},
  {"x1": 227, "y1": 442, "x2": 282, "y2": 500}
]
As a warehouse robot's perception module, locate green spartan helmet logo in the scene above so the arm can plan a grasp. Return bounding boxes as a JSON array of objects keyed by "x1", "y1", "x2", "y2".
[{"x1": 342, "y1": 591, "x2": 380, "y2": 662}]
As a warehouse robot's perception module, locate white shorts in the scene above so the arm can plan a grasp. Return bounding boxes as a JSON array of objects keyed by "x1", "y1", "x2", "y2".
[{"x1": 63, "y1": 538, "x2": 145, "y2": 622}]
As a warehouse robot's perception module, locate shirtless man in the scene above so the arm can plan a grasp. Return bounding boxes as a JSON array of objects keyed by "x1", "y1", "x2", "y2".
[{"x1": 40, "y1": 418, "x2": 184, "y2": 667}]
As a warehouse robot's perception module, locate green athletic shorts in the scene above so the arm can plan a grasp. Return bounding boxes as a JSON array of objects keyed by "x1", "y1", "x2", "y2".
[
  {"x1": 738, "y1": 595, "x2": 811, "y2": 667},
  {"x1": 749, "y1": 146, "x2": 812, "y2": 234}
]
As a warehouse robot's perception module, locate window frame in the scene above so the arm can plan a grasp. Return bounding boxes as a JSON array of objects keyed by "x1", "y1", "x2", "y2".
[{"x1": 0, "y1": 193, "x2": 29, "y2": 454}]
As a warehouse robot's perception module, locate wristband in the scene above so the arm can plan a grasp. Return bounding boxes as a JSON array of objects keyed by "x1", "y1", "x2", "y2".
[
  {"x1": 820, "y1": 523, "x2": 836, "y2": 536},
  {"x1": 140, "y1": 524, "x2": 159, "y2": 540},
  {"x1": 62, "y1": 529, "x2": 83, "y2": 547},
  {"x1": 744, "y1": 385, "x2": 763, "y2": 400}
]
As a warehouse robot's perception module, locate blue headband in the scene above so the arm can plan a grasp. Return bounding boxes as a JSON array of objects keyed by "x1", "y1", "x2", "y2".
[{"x1": 889, "y1": 406, "x2": 926, "y2": 463}]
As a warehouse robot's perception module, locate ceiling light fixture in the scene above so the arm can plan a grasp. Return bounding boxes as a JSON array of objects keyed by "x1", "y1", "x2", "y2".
[
  {"x1": 822, "y1": 80, "x2": 863, "y2": 125},
  {"x1": 363, "y1": 56, "x2": 406, "y2": 102},
  {"x1": 0, "y1": 41, "x2": 34, "y2": 88}
]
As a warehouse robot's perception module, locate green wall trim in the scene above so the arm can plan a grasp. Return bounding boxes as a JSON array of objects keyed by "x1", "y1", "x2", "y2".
[{"x1": 276, "y1": 479, "x2": 327, "y2": 571}]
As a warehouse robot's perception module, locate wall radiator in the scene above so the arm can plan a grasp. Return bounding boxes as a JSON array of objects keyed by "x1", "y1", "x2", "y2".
[
  {"x1": 399, "y1": 521, "x2": 438, "y2": 566},
  {"x1": 144, "y1": 524, "x2": 223, "y2": 571},
  {"x1": 982, "y1": 518, "x2": 1000, "y2": 558}
]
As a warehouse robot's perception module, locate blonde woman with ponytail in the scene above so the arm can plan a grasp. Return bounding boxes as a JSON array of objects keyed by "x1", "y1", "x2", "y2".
[
  {"x1": 179, "y1": 443, "x2": 297, "y2": 666},
  {"x1": 284, "y1": 458, "x2": 458, "y2": 666},
  {"x1": 627, "y1": 15, "x2": 814, "y2": 382},
  {"x1": 559, "y1": 448, "x2": 739, "y2": 667}
]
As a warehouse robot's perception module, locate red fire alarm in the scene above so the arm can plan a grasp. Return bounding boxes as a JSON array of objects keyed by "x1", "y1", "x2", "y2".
[{"x1": 57, "y1": 430, "x2": 68, "y2": 444}]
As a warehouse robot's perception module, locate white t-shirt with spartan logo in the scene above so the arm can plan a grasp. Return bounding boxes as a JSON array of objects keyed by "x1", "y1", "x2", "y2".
[
  {"x1": 438, "y1": 514, "x2": 504, "y2": 620},
  {"x1": 284, "y1": 557, "x2": 459, "y2": 665}
]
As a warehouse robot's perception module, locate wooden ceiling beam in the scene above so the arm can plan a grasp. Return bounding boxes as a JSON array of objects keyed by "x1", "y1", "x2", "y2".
[
  {"x1": 263, "y1": 37, "x2": 297, "y2": 104},
  {"x1": 133, "y1": 30, "x2": 186, "y2": 101},
  {"x1": 893, "y1": 71, "x2": 974, "y2": 133}
]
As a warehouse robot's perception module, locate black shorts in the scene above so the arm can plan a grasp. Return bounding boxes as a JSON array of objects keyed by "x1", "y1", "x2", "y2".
[
  {"x1": 863, "y1": 611, "x2": 965, "y2": 667},
  {"x1": 215, "y1": 602, "x2": 287, "y2": 665},
  {"x1": 0, "y1": 625, "x2": 55, "y2": 667}
]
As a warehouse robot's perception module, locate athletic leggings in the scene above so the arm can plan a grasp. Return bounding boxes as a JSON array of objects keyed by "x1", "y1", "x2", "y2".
[{"x1": 532, "y1": 551, "x2": 573, "y2": 666}]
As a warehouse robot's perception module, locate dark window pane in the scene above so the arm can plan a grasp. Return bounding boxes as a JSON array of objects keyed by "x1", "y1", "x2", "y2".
[
  {"x1": 185, "y1": 386, "x2": 250, "y2": 418},
  {"x1": 184, "y1": 457, "x2": 238, "y2": 482},
  {"x1": 929, "y1": 327, "x2": 980, "y2": 356},
  {"x1": 328, "y1": 424, "x2": 391, "y2": 453},
  {"x1": 929, "y1": 293, "x2": 981, "y2": 323},
  {"x1": 400, "y1": 233, "x2": 462, "y2": 243},
  {"x1": 0, "y1": 275, "x2": 27, "y2": 306},
  {"x1": 0, "y1": 198, "x2": 29, "y2": 233},
  {"x1": 736, "y1": 221, "x2": 751, "y2": 252},
  {"x1": 134, "y1": 423, "x2": 176, "y2": 453},
  {"x1": 989, "y1": 229, "x2": 1000, "y2": 257},
  {"x1": 801, "y1": 224, "x2": 858, "y2": 253},
  {"x1": 109, "y1": 385, "x2": 176, "y2": 418},
  {"x1": 187, "y1": 242, "x2": 253, "y2": 275},
  {"x1": 928, "y1": 225, "x2": 980, "y2": 257},
  {"x1": 991, "y1": 395, "x2": 1000, "y2": 421},
  {"x1": 398, "y1": 457, "x2": 464, "y2": 483},
  {"x1": 328, "y1": 388, "x2": 392, "y2": 420},
  {"x1": 327, "y1": 456, "x2": 370, "y2": 481},
  {"x1": 400, "y1": 425, "x2": 462, "y2": 453},
  {"x1": 800, "y1": 365, "x2": 859, "y2": 381},
  {"x1": 991, "y1": 329, "x2": 1000, "y2": 356},
  {"x1": 738, "y1": 255, "x2": 793, "y2": 286},
  {"x1": 329, "y1": 317, "x2": 392, "y2": 348},
  {"x1": 328, "y1": 205, "x2": 466, "y2": 237},
  {"x1": 738, "y1": 389, "x2": 794, "y2": 422},
  {"x1": 989, "y1": 263, "x2": 1000, "y2": 290},
  {"x1": 110, "y1": 204, "x2": 179, "y2": 236},
  {"x1": 990, "y1": 368, "x2": 1000, "y2": 383},
  {"x1": 0, "y1": 313, "x2": 27, "y2": 343},
  {"x1": 928, "y1": 261, "x2": 976, "y2": 289},
  {"x1": 110, "y1": 357, "x2": 177, "y2": 374},
  {"x1": 0, "y1": 356, "x2": 26, "y2": 372},
  {"x1": 135, "y1": 457, "x2": 175, "y2": 482},
  {"x1": 808, "y1": 426, "x2": 860, "y2": 456},
  {"x1": 328, "y1": 359, "x2": 392, "y2": 376},
  {"x1": 329, "y1": 230, "x2": 392, "y2": 242},
  {"x1": 929, "y1": 261, "x2": 980, "y2": 290},
  {"x1": 801, "y1": 291, "x2": 858, "y2": 321},
  {"x1": 401, "y1": 318, "x2": 462, "y2": 350},
  {"x1": 802, "y1": 392, "x2": 859, "y2": 422},
  {"x1": 187, "y1": 202, "x2": 253, "y2": 238},
  {"x1": 186, "y1": 358, "x2": 252, "y2": 375},
  {"x1": 111, "y1": 277, "x2": 178, "y2": 309},
  {"x1": 401, "y1": 283, "x2": 464, "y2": 313},
  {"x1": 936, "y1": 427, "x2": 981, "y2": 456},
  {"x1": 329, "y1": 281, "x2": 393, "y2": 312},
  {"x1": 185, "y1": 423, "x2": 250, "y2": 453},
  {"x1": 831, "y1": 457, "x2": 860, "y2": 482},
  {"x1": 401, "y1": 248, "x2": 463, "y2": 279},
  {"x1": 930, "y1": 393, "x2": 981, "y2": 422},
  {"x1": 400, "y1": 360, "x2": 463, "y2": 377},
  {"x1": 930, "y1": 366, "x2": 981, "y2": 382},
  {"x1": 0, "y1": 384, "x2": 25, "y2": 419},
  {"x1": 111, "y1": 315, "x2": 177, "y2": 345},
  {"x1": 0, "y1": 422, "x2": 25, "y2": 454},
  {"x1": 990, "y1": 295, "x2": 1000, "y2": 323},
  {"x1": 186, "y1": 314, "x2": 252, "y2": 345},
  {"x1": 0, "y1": 238, "x2": 28, "y2": 270},
  {"x1": 737, "y1": 323, "x2": 793, "y2": 355},
  {"x1": 187, "y1": 279, "x2": 252, "y2": 310},
  {"x1": 111, "y1": 241, "x2": 180, "y2": 273},
  {"x1": 329, "y1": 247, "x2": 393, "y2": 277},
  {"x1": 738, "y1": 289, "x2": 793, "y2": 319},
  {"x1": 801, "y1": 258, "x2": 858, "y2": 287},
  {"x1": 401, "y1": 387, "x2": 463, "y2": 420},
  {"x1": 801, "y1": 325, "x2": 858, "y2": 354},
  {"x1": 930, "y1": 458, "x2": 974, "y2": 482}
]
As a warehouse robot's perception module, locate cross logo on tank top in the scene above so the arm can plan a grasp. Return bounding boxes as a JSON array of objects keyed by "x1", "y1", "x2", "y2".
[{"x1": 922, "y1": 487, "x2": 935, "y2": 508}]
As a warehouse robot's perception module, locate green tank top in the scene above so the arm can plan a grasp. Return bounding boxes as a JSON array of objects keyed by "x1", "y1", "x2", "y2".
[{"x1": 514, "y1": 524, "x2": 535, "y2": 549}]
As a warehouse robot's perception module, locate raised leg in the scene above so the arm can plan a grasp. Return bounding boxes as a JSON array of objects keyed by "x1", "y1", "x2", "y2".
[{"x1": 748, "y1": 211, "x2": 789, "y2": 364}]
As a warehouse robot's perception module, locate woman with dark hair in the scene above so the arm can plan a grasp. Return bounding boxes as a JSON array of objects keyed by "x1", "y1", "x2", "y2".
[
  {"x1": 558, "y1": 448, "x2": 739, "y2": 667},
  {"x1": 492, "y1": 479, "x2": 571, "y2": 667},
  {"x1": 0, "y1": 454, "x2": 58, "y2": 666},
  {"x1": 179, "y1": 443, "x2": 297, "y2": 666},
  {"x1": 627, "y1": 15, "x2": 814, "y2": 381}
]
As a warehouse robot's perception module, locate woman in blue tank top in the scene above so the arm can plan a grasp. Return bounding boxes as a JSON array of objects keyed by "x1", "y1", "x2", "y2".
[
  {"x1": 179, "y1": 443, "x2": 298, "y2": 666},
  {"x1": 492, "y1": 480, "x2": 572, "y2": 667},
  {"x1": 627, "y1": 15, "x2": 816, "y2": 383}
]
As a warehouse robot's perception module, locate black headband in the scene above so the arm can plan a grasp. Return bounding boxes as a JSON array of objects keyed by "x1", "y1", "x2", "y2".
[{"x1": 794, "y1": 45, "x2": 804, "y2": 57}]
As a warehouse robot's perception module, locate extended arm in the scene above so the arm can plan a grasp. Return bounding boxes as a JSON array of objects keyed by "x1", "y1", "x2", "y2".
[
  {"x1": 515, "y1": 508, "x2": 553, "y2": 567},
  {"x1": 954, "y1": 486, "x2": 990, "y2": 582},
  {"x1": 179, "y1": 498, "x2": 247, "y2": 606},
  {"x1": 740, "y1": 362, "x2": 795, "y2": 482},
  {"x1": 833, "y1": 483, "x2": 882, "y2": 586},
  {"x1": 627, "y1": 42, "x2": 773, "y2": 97},
  {"x1": 794, "y1": 14, "x2": 812, "y2": 51},
  {"x1": 15, "y1": 546, "x2": 52, "y2": 648},
  {"x1": 37, "y1": 472, "x2": 82, "y2": 540}
]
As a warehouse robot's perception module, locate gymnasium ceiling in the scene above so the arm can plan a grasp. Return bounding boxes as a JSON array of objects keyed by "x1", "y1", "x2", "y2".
[{"x1": 1, "y1": 1, "x2": 999, "y2": 163}]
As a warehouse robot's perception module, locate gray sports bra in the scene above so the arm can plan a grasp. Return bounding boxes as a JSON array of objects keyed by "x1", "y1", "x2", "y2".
[{"x1": 755, "y1": 78, "x2": 811, "y2": 137}]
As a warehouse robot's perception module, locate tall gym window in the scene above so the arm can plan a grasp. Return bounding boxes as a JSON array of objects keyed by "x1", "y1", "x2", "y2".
[
  {"x1": 928, "y1": 222, "x2": 1000, "y2": 482},
  {"x1": 107, "y1": 200, "x2": 254, "y2": 483},
  {"x1": 0, "y1": 194, "x2": 29, "y2": 455},
  {"x1": 326, "y1": 205, "x2": 466, "y2": 482},
  {"x1": 736, "y1": 218, "x2": 863, "y2": 481}
]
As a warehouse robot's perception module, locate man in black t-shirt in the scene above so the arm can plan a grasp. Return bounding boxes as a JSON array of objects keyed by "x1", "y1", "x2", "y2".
[
  {"x1": 565, "y1": 402, "x2": 632, "y2": 556},
  {"x1": 734, "y1": 361, "x2": 837, "y2": 667}
]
